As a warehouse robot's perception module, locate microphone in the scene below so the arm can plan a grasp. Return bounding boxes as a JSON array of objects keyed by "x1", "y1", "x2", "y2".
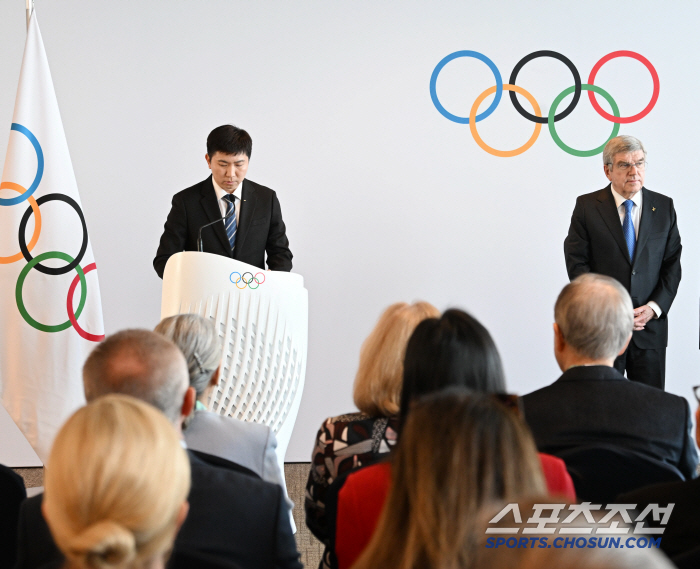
[{"x1": 197, "y1": 206, "x2": 235, "y2": 252}]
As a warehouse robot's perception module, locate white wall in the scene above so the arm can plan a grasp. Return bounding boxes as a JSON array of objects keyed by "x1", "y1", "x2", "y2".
[{"x1": 1, "y1": 0, "x2": 698, "y2": 461}]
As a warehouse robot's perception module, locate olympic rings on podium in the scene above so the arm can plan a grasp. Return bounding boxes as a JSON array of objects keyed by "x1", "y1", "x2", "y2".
[
  {"x1": 430, "y1": 49, "x2": 659, "y2": 157},
  {"x1": 229, "y1": 271, "x2": 266, "y2": 289}
]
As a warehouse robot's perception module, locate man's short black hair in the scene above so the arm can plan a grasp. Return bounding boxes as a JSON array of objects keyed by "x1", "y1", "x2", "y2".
[{"x1": 206, "y1": 125, "x2": 252, "y2": 159}]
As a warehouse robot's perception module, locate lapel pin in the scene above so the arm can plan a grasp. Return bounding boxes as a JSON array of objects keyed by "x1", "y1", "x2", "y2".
[{"x1": 652, "y1": 207, "x2": 656, "y2": 211}]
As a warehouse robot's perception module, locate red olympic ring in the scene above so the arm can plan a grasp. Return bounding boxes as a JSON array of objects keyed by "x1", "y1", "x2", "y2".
[
  {"x1": 67, "y1": 262, "x2": 105, "y2": 342},
  {"x1": 587, "y1": 51, "x2": 660, "y2": 124}
]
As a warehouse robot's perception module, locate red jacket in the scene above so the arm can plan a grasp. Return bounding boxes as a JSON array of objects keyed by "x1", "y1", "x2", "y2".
[{"x1": 334, "y1": 453, "x2": 575, "y2": 569}]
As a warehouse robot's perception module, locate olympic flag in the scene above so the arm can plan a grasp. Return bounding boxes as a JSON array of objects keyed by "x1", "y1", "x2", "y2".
[{"x1": 0, "y1": 10, "x2": 104, "y2": 461}]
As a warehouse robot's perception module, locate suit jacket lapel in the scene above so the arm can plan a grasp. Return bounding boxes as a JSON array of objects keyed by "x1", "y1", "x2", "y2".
[
  {"x1": 633, "y1": 187, "x2": 654, "y2": 267},
  {"x1": 199, "y1": 176, "x2": 233, "y2": 255},
  {"x1": 596, "y1": 184, "x2": 632, "y2": 266},
  {"x1": 234, "y1": 180, "x2": 257, "y2": 259}
]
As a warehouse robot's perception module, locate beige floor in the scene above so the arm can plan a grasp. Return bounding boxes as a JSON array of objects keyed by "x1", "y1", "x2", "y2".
[
  {"x1": 286, "y1": 462, "x2": 324, "y2": 568},
  {"x1": 14, "y1": 463, "x2": 324, "y2": 568}
]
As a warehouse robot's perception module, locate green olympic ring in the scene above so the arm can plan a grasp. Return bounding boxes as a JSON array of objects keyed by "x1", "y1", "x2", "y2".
[
  {"x1": 548, "y1": 84, "x2": 620, "y2": 157},
  {"x1": 16, "y1": 251, "x2": 87, "y2": 333}
]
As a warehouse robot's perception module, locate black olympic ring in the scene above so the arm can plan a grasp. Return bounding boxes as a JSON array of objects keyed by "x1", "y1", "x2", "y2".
[
  {"x1": 242, "y1": 272, "x2": 254, "y2": 284},
  {"x1": 18, "y1": 193, "x2": 88, "y2": 275},
  {"x1": 508, "y1": 50, "x2": 582, "y2": 124}
]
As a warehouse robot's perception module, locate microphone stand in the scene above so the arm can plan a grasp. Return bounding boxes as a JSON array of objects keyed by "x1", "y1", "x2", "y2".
[{"x1": 197, "y1": 207, "x2": 235, "y2": 252}]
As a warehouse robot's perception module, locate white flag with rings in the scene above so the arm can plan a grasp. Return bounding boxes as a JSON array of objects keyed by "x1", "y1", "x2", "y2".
[{"x1": 0, "y1": 9, "x2": 105, "y2": 462}]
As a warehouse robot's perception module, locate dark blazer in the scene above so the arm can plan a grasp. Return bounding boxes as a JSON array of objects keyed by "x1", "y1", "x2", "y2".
[
  {"x1": 14, "y1": 451, "x2": 302, "y2": 569},
  {"x1": 564, "y1": 185, "x2": 682, "y2": 349},
  {"x1": 154, "y1": 176, "x2": 293, "y2": 278},
  {"x1": 619, "y1": 476, "x2": 700, "y2": 559},
  {"x1": 1, "y1": 464, "x2": 25, "y2": 569},
  {"x1": 521, "y1": 366, "x2": 698, "y2": 481}
]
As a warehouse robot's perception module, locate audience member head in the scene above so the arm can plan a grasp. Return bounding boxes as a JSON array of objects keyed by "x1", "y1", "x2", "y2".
[
  {"x1": 155, "y1": 314, "x2": 222, "y2": 405},
  {"x1": 353, "y1": 390, "x2": 545, "y2": 569},
  {"x1": 554, "y1": 274, "x2": 633, "y2": 370},
  {"x1": 83, "y1": 329, "x2": 192, "y2": 429},
  {"x1": 353, "y1": 301, "x2": 439, "y2": 417},
  {"x1": 43, "y1": 395, "x2": 191, "y2": 569},
  {"x1": 399, "y1": 308, "x2": 506, "y2": 428},
  {"x1": 206, "y1": 125, "x2": 252, "y2": 159}
]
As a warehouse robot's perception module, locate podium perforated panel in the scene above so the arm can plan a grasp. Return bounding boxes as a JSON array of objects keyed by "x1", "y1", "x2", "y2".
[
  {"x1": 161, "y1": 252, "x2": 308, "y2": 465},
  {"x1": 177, "y1": 291, "x2": 304, "y2": 435}
]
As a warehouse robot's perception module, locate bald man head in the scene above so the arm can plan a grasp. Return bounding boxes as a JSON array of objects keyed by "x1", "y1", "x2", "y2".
[
  {"x1": 554, "y1": 273, "x2": 634, "y2": 367},
  {"x1": 83, "y1": 329, "x2": 191, "y2": 427}
]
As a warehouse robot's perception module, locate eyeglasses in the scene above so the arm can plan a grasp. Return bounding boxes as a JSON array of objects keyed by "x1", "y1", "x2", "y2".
[
  {"x1": 693, "y1": 385, "x2": 700, "y2": 404},
  {"x1": 608, "y1": 159, "x2": 646, "y2": 172}
]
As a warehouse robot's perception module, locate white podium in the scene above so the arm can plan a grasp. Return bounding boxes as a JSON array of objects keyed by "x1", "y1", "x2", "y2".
[{"x1": 161, "y1": 252, "x2": 308, "y2": 475}]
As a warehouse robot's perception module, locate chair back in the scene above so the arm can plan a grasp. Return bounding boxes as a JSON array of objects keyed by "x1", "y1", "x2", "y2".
[{"x1": 558, "y1": 445, "x2": 684, "y2": 504}]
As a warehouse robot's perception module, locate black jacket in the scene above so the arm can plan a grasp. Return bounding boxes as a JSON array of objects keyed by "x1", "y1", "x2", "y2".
[
  {"x1": 522, "y1": 365, "x2": 697, "y2": 480},
  {"x1": 619, "y1": 477, "x2": 700, "y2": 559},
  {"x1": 154, "y1": 177, "x2": 292, "y2": 278},
  {"x1": 564, "y1": 186, "x2": 682, "y2": 348}
]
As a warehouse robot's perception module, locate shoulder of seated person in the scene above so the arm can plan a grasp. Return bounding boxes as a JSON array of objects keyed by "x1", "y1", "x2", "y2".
[{"x1": 323, "y1": 411, "x2": 378, "y2": 425}]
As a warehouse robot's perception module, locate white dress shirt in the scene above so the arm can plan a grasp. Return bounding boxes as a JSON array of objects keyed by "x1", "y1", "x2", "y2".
[
  {"x1": 610, "y1": 186, "x2": 661, "y2": 317},
  {"x1": 212, "y1": 178, "x2": 241, "y2": 227}
]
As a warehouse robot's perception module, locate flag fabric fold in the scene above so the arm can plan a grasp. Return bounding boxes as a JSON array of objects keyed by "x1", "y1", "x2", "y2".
[{"x1": 0, "y1": 10, "x2": 104, "y2": 461}]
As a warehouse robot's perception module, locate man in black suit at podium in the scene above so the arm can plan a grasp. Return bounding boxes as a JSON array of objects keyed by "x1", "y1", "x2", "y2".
[{"x1": 154, "y1": 125, "x2": 293, "y2": 278}]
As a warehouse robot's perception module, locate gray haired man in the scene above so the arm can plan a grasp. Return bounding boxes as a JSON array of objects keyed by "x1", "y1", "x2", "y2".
[
  {"x1": 522, "y1": 274, "x2": 697, "y2": 483},
  {"x1": 564, "y1": 135, "x2": 681, "y2": 390}
]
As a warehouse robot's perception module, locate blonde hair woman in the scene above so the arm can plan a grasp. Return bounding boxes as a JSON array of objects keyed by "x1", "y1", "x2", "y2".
[
  {"x1": 305, "y1": 301, "x2": 439, "y2": 568},
  {"x1": 352, "y1": 390, "x2": 546, "y2": 569},
  {"x1": 42, "y1": 394, "x2": 190, "y2": 569}
]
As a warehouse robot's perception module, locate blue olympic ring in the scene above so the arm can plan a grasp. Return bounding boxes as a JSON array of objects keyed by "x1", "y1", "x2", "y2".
[
  {"x1": 0, "y1": 123, "x2": 44, "y2": 207},
  {"x1": 429, "y1": 50, "x2": 503, "y2": 124}
]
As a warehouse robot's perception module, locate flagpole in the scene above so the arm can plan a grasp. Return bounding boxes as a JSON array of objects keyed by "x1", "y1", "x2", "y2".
[{"x1": 26, "y1": 0, "x2": 33, "y2": 29}]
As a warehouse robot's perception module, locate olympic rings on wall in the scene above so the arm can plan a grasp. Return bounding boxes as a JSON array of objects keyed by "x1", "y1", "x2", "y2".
[
  {"x1": 1, "y1": 124, "x2": 103, "y2": 341},
  {"x1": 430, "y1": 50, "x2": 659, "y2": 157},
  {"x1": 230, "y1": 271, "x2": 266, "y2": 290}
]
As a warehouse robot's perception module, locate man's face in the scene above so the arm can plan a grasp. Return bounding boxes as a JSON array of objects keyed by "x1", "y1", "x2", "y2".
[
  {"x1": 603, "y1": 150, "x2": 645, "y2": 199},
  {"x1": 205, "y1": 151, "x2": 249, "y2": 193}
]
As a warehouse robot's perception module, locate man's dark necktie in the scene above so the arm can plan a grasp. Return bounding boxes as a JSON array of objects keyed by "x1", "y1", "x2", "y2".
[{"x1": 223, "y1": 194, "x2": 237, "y2": 251}]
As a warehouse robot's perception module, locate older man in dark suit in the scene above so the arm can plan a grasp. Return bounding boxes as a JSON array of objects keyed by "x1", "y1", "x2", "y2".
[
  {"x1": 522, "y1": 274, "x2": 697, "y2": 484},
  {"x1": 564, "y1": 135, "x2": 681, "y2": 390},
  {"x1": 154, "y1": 125, "x2": 293, "y2": 278},
  {"x1": 14, "y1": 330, "x2": 302, "y2": 569}
]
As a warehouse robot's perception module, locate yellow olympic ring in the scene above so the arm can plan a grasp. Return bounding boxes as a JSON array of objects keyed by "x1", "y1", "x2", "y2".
[
  {"x1": 0, "y1": 181, "x2": 42, "y2": 264},
  {"x1": 469, "y1": 84, "x2": 542, "y2": 158}
]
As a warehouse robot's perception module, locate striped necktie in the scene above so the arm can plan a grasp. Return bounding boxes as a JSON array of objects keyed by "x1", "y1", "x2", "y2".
[
  {"x1": 623, "y1": 199, "x2": 635, "y2": 262},
  {"x1": 223, "y1": 194, "x2": 237, "y2": 251}
]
